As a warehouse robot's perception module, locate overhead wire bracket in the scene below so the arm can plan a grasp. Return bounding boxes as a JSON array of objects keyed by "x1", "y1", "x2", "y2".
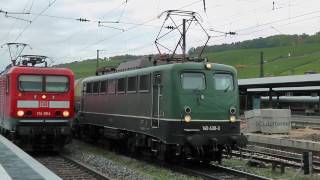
[{"x1": 0, "y1": 9, "x2": 31, "y2": 23}]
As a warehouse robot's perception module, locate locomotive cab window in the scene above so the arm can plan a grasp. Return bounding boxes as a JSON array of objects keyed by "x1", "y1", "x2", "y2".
[
  {"x1": 45, "y1": 76, "x2": 69, "y2": 92},
  {"x1": 107, "y1": 79, "x2": 116, "y2": 94},
  {"x1": 117, "y1": 78, "x2": 126, "y2": 93},
  {"x1": 139, "y1": 74, "x2": 150, "y2": 92},
  {"x1": 93, "y1": 81, "x2": 99, "y2": 93},
  {"x1": 127, "y1": 76, "x2": 137, "y2": 92},
  {"x1": 19, "y1": 75, "x2": 43, "y2": 92},
  {"x1": 213, "y1": 73, "x2": 234, "y2": 92},
  {"x1": 86, "y1": 82, "x2": 93, "y2": 93},
  {"x1": 181, "y1": 73, "x2": 206, "y2": 90},
  {"x1": 100, "y1": 81, "x2": 107, "y2": 93}
]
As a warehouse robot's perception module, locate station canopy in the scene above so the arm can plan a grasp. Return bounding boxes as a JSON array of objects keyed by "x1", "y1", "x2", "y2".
[{"x1": 238, "y1": 74, "x2": 320, "y2": 95}]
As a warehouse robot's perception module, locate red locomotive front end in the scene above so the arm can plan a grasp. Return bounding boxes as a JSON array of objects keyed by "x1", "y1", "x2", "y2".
[{"x1": 0, "y1": 66, "x2": 74, "y2": 151}]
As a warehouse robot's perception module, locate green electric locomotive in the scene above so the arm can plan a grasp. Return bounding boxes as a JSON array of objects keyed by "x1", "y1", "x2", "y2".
[{"x1": 74, "y1": 59, "x2": 246, "y2": 163}]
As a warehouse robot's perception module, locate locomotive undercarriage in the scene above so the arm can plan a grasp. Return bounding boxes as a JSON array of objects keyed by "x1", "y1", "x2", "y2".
[
  {"x1": 149, "y1": 139, "x2": 226, "y2": 163},
  {"x1": 0, "y1": 121, "x2": 72, "y2": 151},
  {"x1": 17, "y1": 125, "x2": 71, "y2": 151},
  {"x1": 75, "y1": 123, "x2": 245, "y2": 163}
]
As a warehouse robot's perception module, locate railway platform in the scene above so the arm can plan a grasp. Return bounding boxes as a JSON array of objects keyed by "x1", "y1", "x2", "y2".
[{"x1": 0, "y1": 135, "x2": 61, "y2": 180}]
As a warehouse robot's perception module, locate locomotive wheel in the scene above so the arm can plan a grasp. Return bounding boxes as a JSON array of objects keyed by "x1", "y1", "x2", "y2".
[
  {"x1": 127, "y1": 137, "x2": 137, "y2": 156},
  {"x1": 201, "y1": 159, "x2": 212, "y2": 165},
  {"x1": 216, "y1": 150, "x2": 223, "y2": 164},
  {"x1": 156, "y1": 143, "x2": 173, "y2": 162},
  {"x1": 8, "y1": 132, "x2": 17, "y2": 143},
  {"x1": 156, "y1": 143, "x2": 165, "y2": 161}
]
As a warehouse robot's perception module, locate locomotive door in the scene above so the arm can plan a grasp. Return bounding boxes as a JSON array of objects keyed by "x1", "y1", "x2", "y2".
[{"x1": 152, "y1": 73, "x2": 162, "y2": 128}]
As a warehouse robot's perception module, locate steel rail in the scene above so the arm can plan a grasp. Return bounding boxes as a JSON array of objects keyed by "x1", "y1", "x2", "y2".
[
  {"x1": 61, "y1": 155, "x2": 112, "y2": 180},
  {"x1": 239, "y1": 148, "x2": 320, "y2": 166},
  {"x1": 171, "y1": 163, "x2": 272, "y2": 180},
  {"x1": 34, "y1": 154, "x2": 111, "y2": 180},
  {"x1": 232, "y1": 148, "x2": 320, "y2": 173},
  {"x1": 291, "y1": 115, "x2": 320, "y2": 128}
]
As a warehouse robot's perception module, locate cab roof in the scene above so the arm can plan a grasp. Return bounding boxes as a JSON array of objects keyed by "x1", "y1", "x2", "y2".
[
  {"x1": 83, "y1": 62, "x2": 236, "y2": 83},
  {"x1": 4, "y1": 66, "x2": 74, "y2": 76}
]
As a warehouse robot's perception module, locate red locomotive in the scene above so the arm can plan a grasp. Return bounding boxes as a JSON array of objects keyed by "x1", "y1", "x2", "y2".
[{"x1": 0, "y1": 55, "x2": 74, "y2": 151}]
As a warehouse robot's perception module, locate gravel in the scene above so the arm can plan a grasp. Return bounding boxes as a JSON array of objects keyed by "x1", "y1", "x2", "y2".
[{"x1": 63, "y1": 141, "x2": 152, "y2": 180}]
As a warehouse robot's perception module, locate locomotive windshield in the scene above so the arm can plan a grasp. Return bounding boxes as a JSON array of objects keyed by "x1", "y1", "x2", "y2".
[
  {"x1": 213, "y1": 73, "x2": 234, "y2": 92},
  {"x1": 19, "y1": 75, "x2": 69, "y2": 92},
  {"x1": 181, "y1": 73, "x2": 206, "y2": 90},
  {"x1": 19, "y1": 75, "x2": 43, "y2": 92},
  {"x1": 45, "y1": 76, "x2": 69, "y2": 92}
]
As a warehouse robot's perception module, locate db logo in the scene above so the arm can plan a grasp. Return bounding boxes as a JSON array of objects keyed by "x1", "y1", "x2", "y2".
[{"x1": 39, "y1": 101, "x2": 49, "y2": 108}]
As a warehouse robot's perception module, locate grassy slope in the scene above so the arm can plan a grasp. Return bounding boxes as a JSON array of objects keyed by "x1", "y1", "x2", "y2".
[
  {"x1": 55, "y1": 59, "x2": 124, "y2": 79},
  {"x1": 56, "y1": 43, "x2": 320, "y2": 79},
  {"x1": 205, "y1": 43, "x2": 320, "y2": 79}
]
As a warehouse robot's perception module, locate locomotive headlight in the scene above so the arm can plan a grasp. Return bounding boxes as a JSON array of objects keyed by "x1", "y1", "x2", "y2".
[
  {"x1": 184, "y1": 114, "x2": 192, "y2": 123},
  {"x1": 205, "y1": 63, "x2": 212, "y2": 70},
  {"x1": 41, "y1": 95, "x2": 47, "y2": 99},
  {"x1": 17, "y1": 110, "x2": 24, "y2": 117},
  {"x1": 230, "y1": 115, "x2": 236, "y2": 123},
  {"x1": 62, "y1": 110, "x2": 69, "y2": 117}
]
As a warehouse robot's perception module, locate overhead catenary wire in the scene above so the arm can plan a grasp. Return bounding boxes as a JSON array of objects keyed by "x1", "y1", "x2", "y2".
[
  {"x1": 93, "y1": 3, "x2": 320, "y2": 60},
  {"x1": 117, "y1": 0, "x2": 128, "y2": 22},
  {"x1": 80, "y1": 17, "x2": 158, "y2": 51},
  {"x1": 1, "y1": 0, "x2": 252, "y2": 49},
  {"x1": 0, "y1": 0, "x2": 35, "y2": 57},
  {"x1": 14, "y1": 0, "x2": 133, "y2": 32},
  {"x1": 53, "y1": 0, "x2": 139, "y2": 59},
  {"x1": 235, "y1": 9, "x2": 320, "y2": 35},
  {"x1": 2, "y1": 0, "x2": 318, "y2": 65},
  {"x1": 27, "y1": 0, "x2": 36, "y2": 13},
  {"x1": 57, "y1": 0, "x2": 205, "y2": 61},
  {"x1": 237, "y1": 14, "x2": 320, "y2": 37},
  {"x1": 23, "y1": 12, "x2": 162, "y2": 29},
  {"x1": 14, "y1": 0, "x2": 58, "y2": 42},
  {"x1": 0, "y1": 9, "x2": 31, "y2": 22},
  {"x1": 109, "y1": 0, "x2": 301, "y2": 57},
  {"x1": 63, "y1": 0, "x2": 318, "y2": 61},
  {"x1": 209, "y1": 0, "x2": 303, "y2": 31},
  {"x1": 79, "y1": 0, "x2": 205, "y2": 50},
  {"x1": 207, "y1": 13, "x2": 320, "y2": 47}
]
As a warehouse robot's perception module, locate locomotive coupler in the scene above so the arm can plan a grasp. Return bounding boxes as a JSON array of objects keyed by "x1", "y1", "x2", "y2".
[
  {"x1": 186, "y1": 134, "x2": 210, "y2": 148},
  {"x1": 231, "y1": 133, "x2": 247, "y2": 147}
]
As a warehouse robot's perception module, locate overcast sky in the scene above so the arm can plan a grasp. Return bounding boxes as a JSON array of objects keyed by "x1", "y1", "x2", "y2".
[{"x1": 0, "y1": 0, "x2": 320, "y2": 68}]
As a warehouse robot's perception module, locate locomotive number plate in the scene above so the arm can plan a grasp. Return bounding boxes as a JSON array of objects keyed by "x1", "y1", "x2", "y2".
[
  {"x1": 36, "y1": 111, "x2": 51, "y2": 116},
  {"x1": 202, "y1": 125, "x2": 221, "y2": 131}
]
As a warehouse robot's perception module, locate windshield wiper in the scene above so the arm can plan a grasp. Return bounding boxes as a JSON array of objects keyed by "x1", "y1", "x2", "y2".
[{"x1": 224, "y1": 84, "x2": 230, "y2": 92}]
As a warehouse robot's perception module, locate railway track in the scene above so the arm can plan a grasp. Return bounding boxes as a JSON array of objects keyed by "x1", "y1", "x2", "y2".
[
  {"x1": 171, "y1": 163, "x2": 272, "y2": 180},
  {"x1": 34, "y1": 154, "x2": 111, "y2": 180},
  {"x1": 232, "y1": 145, "x2": 320, "y2": 173},
  {"x1": 291, "y1": 115, "x2": 320, "y2": 128},
  {"x1": 70, "y1": 139, "x2": 271, "y2": 180}
]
